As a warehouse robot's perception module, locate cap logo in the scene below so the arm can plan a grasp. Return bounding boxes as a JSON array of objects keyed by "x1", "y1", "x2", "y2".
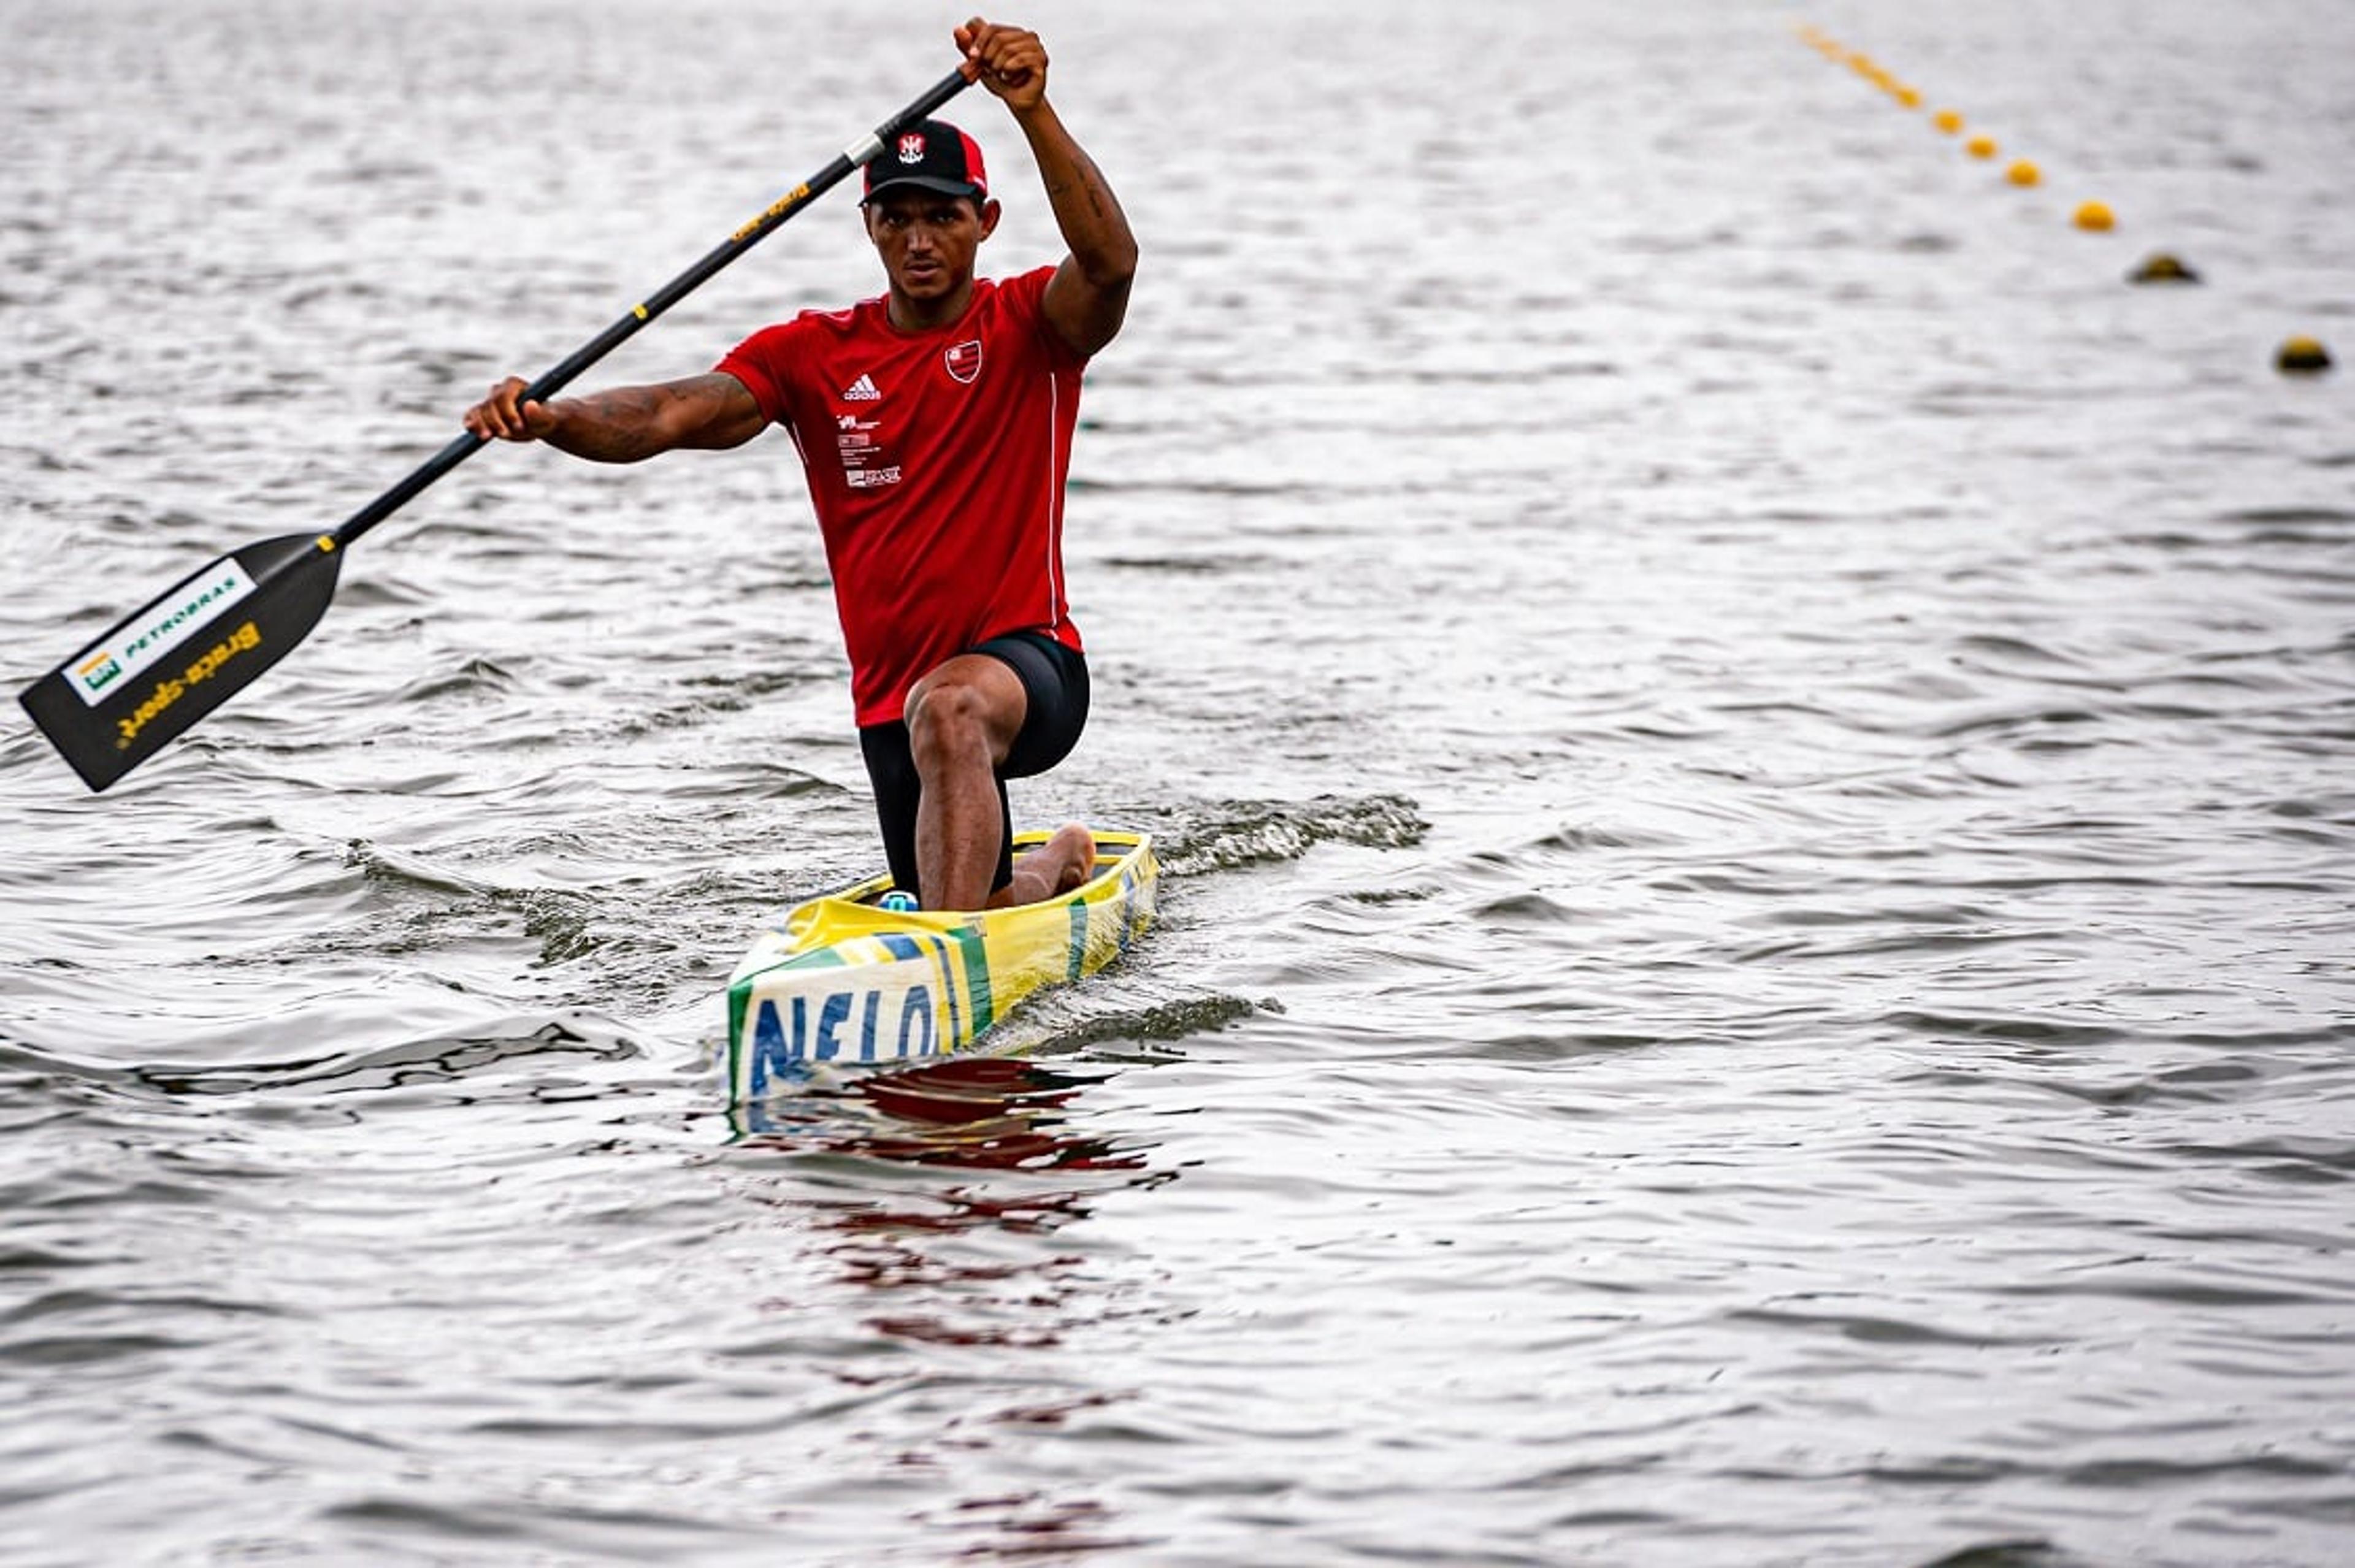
[{"x1": 897, "y1": 132, "x2": 926, "y2": 165}]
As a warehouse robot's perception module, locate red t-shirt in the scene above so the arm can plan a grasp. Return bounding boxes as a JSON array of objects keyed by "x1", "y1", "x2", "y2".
[{"x1": 716, "y1": 266, "x2": 1087, "y2": 727}]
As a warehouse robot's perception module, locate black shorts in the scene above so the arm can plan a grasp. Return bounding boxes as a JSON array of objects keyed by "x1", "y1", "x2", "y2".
[{"x1": 857, "y1": 630, "x2": 1090, "y2": 900}]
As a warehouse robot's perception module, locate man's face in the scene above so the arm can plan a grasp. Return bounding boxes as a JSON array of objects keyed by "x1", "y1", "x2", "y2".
[{"x1": 864, "y1": 190, "x2": 999, "y2": 304}]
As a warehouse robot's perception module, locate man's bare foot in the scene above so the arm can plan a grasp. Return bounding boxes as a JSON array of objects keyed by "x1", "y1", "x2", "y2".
[{"x1": 991, "y1": 822, "x2": 1098, "y2": 908}]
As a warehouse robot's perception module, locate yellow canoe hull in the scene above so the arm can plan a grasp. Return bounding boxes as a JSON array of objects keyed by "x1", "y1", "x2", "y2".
[{"x1": 725, "y1": 830, "x2": 1157, "y2": 1101}]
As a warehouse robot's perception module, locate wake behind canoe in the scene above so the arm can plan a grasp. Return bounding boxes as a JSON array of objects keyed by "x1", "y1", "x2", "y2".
[{"x1": 726, "y1": 830, "x2": 1157, "y2": 1100}]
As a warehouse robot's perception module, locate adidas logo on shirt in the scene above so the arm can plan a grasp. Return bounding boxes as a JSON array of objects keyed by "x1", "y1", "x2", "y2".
[{"x1": 841, "y1": 373, "x2": 882, "y2": 402}]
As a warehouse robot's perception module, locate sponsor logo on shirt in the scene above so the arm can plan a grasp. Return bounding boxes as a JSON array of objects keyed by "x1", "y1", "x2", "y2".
[
  {"x1": 943, "y1": 340, "x2": 982, "y2": 385},
  {"x1": 834, "y1": 410, "x2": 898, "y2": 488},
  {"x1": 842, "y1": 373, "x2": 882, "y2": 402}
]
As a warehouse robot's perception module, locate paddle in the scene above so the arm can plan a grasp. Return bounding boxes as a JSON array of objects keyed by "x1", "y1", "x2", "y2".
[{"x1": 19, "y1": 68, "x2": 973, "y2": 793}]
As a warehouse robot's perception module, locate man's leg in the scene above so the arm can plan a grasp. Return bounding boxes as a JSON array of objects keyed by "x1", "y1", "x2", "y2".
[
  {"x1": 857, "y1": 722, "x2": 925, "y2": 901},
  {"x1": 903, "y1": 648, "x2": 1097, "y2": 911},
  {"x1": 904, "y1": 654, "x2": 1025, "y2": 912}
]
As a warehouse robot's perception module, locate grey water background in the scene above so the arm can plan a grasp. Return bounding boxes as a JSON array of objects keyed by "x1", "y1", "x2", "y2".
[{"x1": 4, "y1": 0, "x2": 2352, "y2": 1561}]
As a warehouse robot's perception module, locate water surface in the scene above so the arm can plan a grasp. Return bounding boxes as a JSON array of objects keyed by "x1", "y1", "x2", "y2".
[{"x1": 4, "y1": 1, "x2": 2353, "y2": 1562}]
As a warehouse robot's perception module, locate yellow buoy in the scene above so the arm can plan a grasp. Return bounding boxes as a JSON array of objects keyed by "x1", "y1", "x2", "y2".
[
  {"x1": 1933, "y1": 109, "x2": 1964, "y2": 134},
  {"x1": 2074, "y1": 200, "x2": 2116, "y2": 232},
  {"x1": 2127, "y1": 253, "x2": 2200, "y2": 285},
  {"x1": 2006, "y1": 159, "x2": 2041, "y2": 186},
  {"x1": 2276, "y1": 336, "x2": 2334, "y2": 373},
  {"x1": 1894, "y1": 86, "x2": 1922, "y2": 109},
  {"x1": 1966, "y1": 134, "x2": 1999, "y2": 159}
]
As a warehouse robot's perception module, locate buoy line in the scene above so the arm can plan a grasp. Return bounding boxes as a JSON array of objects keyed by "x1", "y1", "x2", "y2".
[{"x1": 1792, "y1": 24, "x2": 2332, "y2": 376}]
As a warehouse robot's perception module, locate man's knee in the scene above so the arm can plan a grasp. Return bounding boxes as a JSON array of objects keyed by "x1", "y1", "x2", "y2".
[
  {"x1": 903, "y1": 678, "x2": 1000, "y2": 771},
  {"x1": 905, "y1": 657, "x2": 1028, "y2": 771}
]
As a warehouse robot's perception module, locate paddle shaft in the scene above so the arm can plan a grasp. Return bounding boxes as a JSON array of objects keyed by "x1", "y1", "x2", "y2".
[{"x1": 334, "y1": 67, "x2": 971, "y2": 549}]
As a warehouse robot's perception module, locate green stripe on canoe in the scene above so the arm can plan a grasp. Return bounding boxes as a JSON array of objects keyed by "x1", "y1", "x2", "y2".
[
  {"x1": 727, "y1": 985, "x2": 748, "y2": 1096},
  {"x1": 957, "y1": 924, "x2": 994, "y2": 1031},
  {"x1": 922, "y1": 931, "x2": 967, "y2": 1049},
  {"x1": 770, "y1": 946, "x2": 850, "y2": 971}
]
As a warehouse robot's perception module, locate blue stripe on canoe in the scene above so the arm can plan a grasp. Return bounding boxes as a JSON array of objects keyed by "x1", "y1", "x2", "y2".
[{"x1": 875, "y1": 931, "x2": 933, "y2": 1061}]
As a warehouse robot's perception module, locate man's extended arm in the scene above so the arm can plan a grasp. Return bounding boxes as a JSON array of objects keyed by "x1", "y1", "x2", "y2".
[
  {"x1": 958, "y1": 18, "x2": 1138, "y2": 358},
  {"x1": 461, "y1": 372, "x2": 767, "y2": 462}
]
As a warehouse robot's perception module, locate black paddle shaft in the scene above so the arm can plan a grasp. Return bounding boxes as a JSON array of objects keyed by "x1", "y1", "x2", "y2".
[{"x1": 336, "y1": 66, "x2": 971, "y2": 548}]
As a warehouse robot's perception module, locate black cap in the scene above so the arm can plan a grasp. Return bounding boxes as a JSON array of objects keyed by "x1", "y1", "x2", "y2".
[{"x1": 863, "y1": 119, "x2": 990, "y2": 205}]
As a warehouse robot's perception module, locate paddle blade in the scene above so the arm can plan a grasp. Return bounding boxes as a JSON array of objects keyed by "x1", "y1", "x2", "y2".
[{"x1": 18, "y1": 532, "x2": 345, "y2": 792}]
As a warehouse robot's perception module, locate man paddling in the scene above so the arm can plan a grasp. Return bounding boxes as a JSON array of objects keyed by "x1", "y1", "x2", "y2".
[{"x1": 462, "y1": 17, "x2": 1133, "y2": 912}]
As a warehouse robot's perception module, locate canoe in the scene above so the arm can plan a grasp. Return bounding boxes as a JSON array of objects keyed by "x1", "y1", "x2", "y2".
[{"x1": 726, "y1": 830, "x2": 1157, "y2": 1101}]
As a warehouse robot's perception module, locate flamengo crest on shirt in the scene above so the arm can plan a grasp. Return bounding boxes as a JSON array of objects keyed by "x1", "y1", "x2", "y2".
[
  {"x1": 841, "y1": 373, "x2": 881, "y2": 402},
  {"x1": 944, "y1": 340, "x2": 982, "y2": 384}
]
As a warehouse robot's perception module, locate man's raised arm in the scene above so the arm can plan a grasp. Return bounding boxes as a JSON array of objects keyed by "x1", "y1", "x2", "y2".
[{"x1": 958, "y1": 17, "x2": 1138, "y2": 358}]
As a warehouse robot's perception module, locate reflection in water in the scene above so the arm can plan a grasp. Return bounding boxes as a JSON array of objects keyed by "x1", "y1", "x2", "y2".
[
  {"x1": 731, "y1": 1057, "x2": 1155, "y2": 1176},
  {"x1": 729, "y1": 1056, "x2": 1168, "y2": 1331},
  {"x1": 724, "y1": 1058, "x2": 1166, "y2": 1558}
]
